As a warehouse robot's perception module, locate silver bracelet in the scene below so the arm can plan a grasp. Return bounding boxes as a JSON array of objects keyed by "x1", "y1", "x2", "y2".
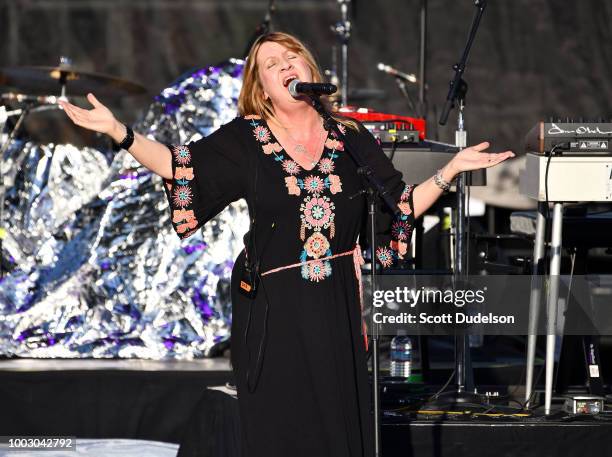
[{"x1": 433, "y1": 169, "x2": 451, "y2": 192}]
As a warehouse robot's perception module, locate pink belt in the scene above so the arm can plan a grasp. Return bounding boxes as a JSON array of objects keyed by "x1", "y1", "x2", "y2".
[{"x1": 261, "y1": 245, "x2": 368, "y2": 351}]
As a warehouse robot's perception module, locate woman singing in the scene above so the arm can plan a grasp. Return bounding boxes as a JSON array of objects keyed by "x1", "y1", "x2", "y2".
[{"x1": 60, "y1": 31, "x2": 513, "y2": 457}]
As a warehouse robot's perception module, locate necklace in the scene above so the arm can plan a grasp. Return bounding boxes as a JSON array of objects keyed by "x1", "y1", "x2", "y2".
[{"x1": 283, "y1": 121, "x2": 326, "y2": 167}]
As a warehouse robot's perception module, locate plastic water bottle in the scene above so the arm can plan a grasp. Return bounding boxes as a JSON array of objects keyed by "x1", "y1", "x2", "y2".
[{"x1": 390, "y1": 331, "x2": 412, "y2": 379}]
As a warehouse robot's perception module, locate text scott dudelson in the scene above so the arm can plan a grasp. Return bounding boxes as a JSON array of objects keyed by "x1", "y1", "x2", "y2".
[{"x1": 373, "y1": 312, "x2": 515, "y2": 324}]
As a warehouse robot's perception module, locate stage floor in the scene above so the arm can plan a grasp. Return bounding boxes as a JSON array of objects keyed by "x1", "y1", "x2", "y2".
[
  {"x1": 2, "y1": 358, "x2": 610, "y2": 456},
  {"x1": 0, "y1": 357, "x2": 231, "y2": 372}
]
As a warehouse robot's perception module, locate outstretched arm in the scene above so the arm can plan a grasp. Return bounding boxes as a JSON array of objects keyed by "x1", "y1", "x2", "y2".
[
  {"x1": 412, "y1": 141, "x2": 514, "y2": 218},
  {"x1": 59, "y1": 93, "x2": 173, "y2": 179}
]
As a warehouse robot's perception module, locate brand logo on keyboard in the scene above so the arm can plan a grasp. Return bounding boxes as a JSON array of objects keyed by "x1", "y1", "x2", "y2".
[{"x1": 548, "y1": 123, "x2": 612, "y2": 135}]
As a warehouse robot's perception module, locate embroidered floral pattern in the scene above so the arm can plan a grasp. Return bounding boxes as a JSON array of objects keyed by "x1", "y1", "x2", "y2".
[
  {"x1": 172, "y1": 185, "x2": 193, "y2": 208},
  {"x1": 250, "y1": 117, "x2": 345, "y2": 282},
  {"x1": 173, "y1": 145, "x2": 191, "y2": 166},
  {"x1": 400, "y1": 184, "x2": 414, "y2": 202},
  {"x1": 304, "y1": 232, "x2": 330, "y2": 259},
  {"x1": 164, "y1": 145, "x2": 200, "y2": 238},
  {"x1": 172, "y1": 209, "x2": 195, "y2": 224},
  {"x1": 325, "y1": 138, "x2": 344, "y2": 151},
  {"x1": 263, "y1": 142, "x2": 283, "y2": 155},
  {"x1": 391, "y1": 239, "x2": 409, "y2": 257},
  {"x1": 301, "y1": 260, "x2": 332, "y2": 282},
  {"x1": 253, "y1": 125, "x2": 271, "y2": 143},
  {"x1": 376, "y1": 247, "x2": 394, "y2": 268},
  {"x1": 301, "y1": 196, "x2": 335, "y2": 230},
  {"x1": 398, "y1": 184, "x2": 415, "y2": 216},
  {"x1": 174, "y1": 167, "x2": 194, "y2": 180},
  {"x1": 318, "y1": 158, "x2": 335, "y2": 174},
  {"x1": 284, "y1": 176, "x2": 301, "y2": 196},
  {"x1": 282, "y1": 159, "x2": 302, "y2": 175},
  {"x1": 376, "y1": 184, "x2": 415, "y2": 268},
  {"x1": 303, "y1": 175, "x2": 325, "y2": 194},
  {"x1": 328, "y1": 174, "x2": 342, "y2": 194},
  {"x1": 391, "y1": 220, "x2": 412, "y2": 241}
]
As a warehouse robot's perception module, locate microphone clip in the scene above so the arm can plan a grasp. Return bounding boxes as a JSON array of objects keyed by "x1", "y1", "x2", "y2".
[{"x1": 239, "y1": 257, "x2": 260, "y2": 299}]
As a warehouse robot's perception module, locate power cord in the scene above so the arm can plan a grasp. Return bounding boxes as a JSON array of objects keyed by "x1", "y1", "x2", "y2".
[
  {"x1": 544, "y1": 142, "x2": 569, "y2": 276},
  {"x1": 427, "y1": 369, "x2": 457, "y2": 402}
]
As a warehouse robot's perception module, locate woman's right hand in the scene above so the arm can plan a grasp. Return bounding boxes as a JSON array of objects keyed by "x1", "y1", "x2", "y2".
[
  {"x1": 59, "y1": 93, "x2": 125, "y2": 142},
  {"x1": 60, "y1": 92, "x2": 173, "y2": 179}
]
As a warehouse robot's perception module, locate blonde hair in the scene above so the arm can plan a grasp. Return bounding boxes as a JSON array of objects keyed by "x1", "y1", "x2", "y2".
[{"x1": 238, "y1": 32, "x2": 358, "y2": 130}]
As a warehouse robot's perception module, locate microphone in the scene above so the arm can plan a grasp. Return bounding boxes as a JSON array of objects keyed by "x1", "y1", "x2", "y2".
[
  {"x1": 287, "y1": 79, "x2": 337, "y2": 98},
  {"x1": 377, "y1": 63, "x2": 417, "y2": 83}
]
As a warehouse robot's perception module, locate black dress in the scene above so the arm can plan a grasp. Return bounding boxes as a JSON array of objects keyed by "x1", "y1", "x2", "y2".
[{"x1": 163, "y1": 115, "x2": 415, "y2": 457}]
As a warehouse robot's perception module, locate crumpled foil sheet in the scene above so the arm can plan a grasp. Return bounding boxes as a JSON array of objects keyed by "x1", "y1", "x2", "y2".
[{"x1": 0, "y1": 58, "x2": 249, "y2": 358}]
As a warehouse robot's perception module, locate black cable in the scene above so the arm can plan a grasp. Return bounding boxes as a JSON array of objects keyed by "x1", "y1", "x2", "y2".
[
  {"x1": 544, "y1": 143, "x2": 568, "y2": 276},
  {"x1": 479, "y1": 361, "x2": 546, "y2": 414},
  {"x1": 246, "y1": 269, "x2": 272, "y2": 393},
  {"x1": 466, "y1": 177, "x2": 471, "y2": 276},
  {"x1": 388, "y1": 138, "x2": 399, "y2": 162},
  {"x1": 427, "y1": 369, "x2": 456, "y2": 402},
  {"x1": 243, "y1": 139, "x2": 268, "y2": 394},
  {"x1": 552, "y1": 247, "x2": 576, "y2": 393},
  {"x1": 521, "y1": 362, "x2": 546, "y2": 411},
  {"x1": 544, "y1": 152, "x2": 553, "y2": 276},
  {"x1": 244, "y1": 228, "x2": 277, "y2": 392}
]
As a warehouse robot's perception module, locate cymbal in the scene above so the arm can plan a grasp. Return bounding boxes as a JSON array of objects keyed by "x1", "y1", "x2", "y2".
[{"x1": 0, "y1": 65, "x2": 147, "y2": 97}]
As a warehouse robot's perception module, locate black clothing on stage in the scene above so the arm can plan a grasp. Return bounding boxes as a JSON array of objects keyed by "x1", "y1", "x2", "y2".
[{"x1": 163, "y1": 115, "x2": 415, "y2": 457}]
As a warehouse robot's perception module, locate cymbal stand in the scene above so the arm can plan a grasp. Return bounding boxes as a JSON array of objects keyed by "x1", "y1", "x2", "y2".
[
  {"x1": 330, "y1": 0, "x2": 351, "y2": 107},
  {"x1": 243, "y1": 0, "x2": 276, "y2": 56},
  {"x1": 57, "y1": 56, "x2": 73, "y2": 100}
]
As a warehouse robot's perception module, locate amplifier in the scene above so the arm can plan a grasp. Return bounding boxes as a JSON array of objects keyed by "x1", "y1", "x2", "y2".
[
  {"x1": 362, "y1": 121, "x2": 420, "y2": 144},
  {"x1": 384, "y1": 140, "x2": 486, "y2": 186}
]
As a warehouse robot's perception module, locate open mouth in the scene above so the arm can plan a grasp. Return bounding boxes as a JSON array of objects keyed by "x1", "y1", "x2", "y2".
[{"x1": 283, "y1": 75, "x2": 298, "y2": 87}]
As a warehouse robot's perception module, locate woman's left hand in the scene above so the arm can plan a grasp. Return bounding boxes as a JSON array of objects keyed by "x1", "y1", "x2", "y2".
[{"x1": 446, "y1": 141, "x2": 515, "y2": 177}]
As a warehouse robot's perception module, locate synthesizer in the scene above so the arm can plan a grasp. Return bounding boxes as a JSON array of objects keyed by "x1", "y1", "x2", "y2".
[{"x1": 525, "y1": 121, "x2": 612, "y2": 155}]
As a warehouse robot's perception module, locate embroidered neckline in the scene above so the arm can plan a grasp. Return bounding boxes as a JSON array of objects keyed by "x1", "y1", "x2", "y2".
[
  {"x1": 248, "y1": 116, "x2": 344, "y2": 174},
  {"x1": 247, "y1": 115, "x2": 346, "y2": 282},
  {"x1": 263, "y1": 120, "x2": 330, "y2": 172}
]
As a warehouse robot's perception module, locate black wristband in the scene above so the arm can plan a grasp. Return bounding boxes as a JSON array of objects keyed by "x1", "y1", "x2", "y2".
[{"x1": 116, "y1": 125, "x2": 135, "y2": 150}]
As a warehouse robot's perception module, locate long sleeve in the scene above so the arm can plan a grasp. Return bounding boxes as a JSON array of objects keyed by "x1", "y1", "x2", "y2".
[
  {"x1": 347, "y1": 122, "x2": 416, "y2": 268},
  {"x1": 162, "y1": 118, "x2": 248, "y2": 239}
]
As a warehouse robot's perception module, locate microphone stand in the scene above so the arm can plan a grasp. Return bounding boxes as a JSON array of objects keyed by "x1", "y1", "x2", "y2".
[
  {"x1": 418, "y1": 0, "x2": 428, "y2": 119},
  {"x1": 393, "y1": 76, "x2": 417, "y2": 113},
  {"x1": 308, "y1": 94, "x2": 397, "y2": 457},
  {"x1": 242, "y1": 0, "x2": 276, "y2": 57},
  {"x1": 425, "y1": 0, "x2": 487, "y2": 410},
  {"x1": 331, "y1": 0, "x2": 351, "y2": 107}
]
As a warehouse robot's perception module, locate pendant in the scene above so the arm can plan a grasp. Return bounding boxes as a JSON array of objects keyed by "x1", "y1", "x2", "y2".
[{"x1": 294, "y1": 144, "x2": 307, "y2": 155}]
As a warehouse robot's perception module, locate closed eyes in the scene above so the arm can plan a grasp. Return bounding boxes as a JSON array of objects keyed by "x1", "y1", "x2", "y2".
[{"x1": 264, "y1": 54, "x2": 297, "y2": 69}]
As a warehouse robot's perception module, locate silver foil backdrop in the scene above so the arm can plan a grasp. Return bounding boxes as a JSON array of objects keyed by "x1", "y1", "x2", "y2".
[{"x1": 0, "y1": 59, "x2": 249, "y2": 358}]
